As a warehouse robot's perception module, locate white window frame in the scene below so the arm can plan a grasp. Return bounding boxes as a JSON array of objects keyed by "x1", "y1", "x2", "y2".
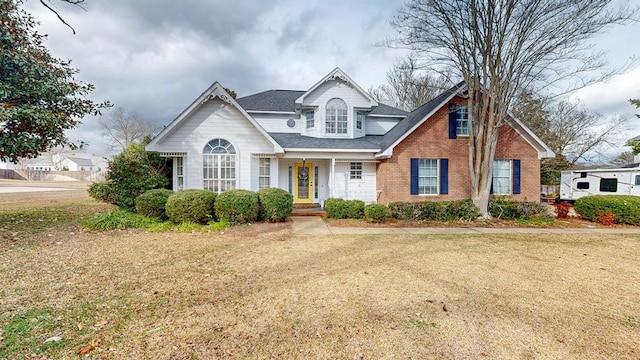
[
  {"x1": 350, "y1": 162, "x2": 362, "y2": 180},
  {"x1": 356, "y1": 112, "x2": 364, "y2": 130},
  {"x1": 326, "y1": 98, "x2": 348, "y2": 135},
  {"x1": 456, "y1": 105, "x2": 469, "y2": 136},
  {"x1": 418, "y1": 159, "x2": 439, "y2": 195},
  {"x1": 492, "y1": 160, "x2": 511, "y2": 195},
  {"x1": 203, "y1": 138, "x2": 236, "y2": 194},
  {"x1": 175, "y1": 156, "x2": 184, "y2": 191},
  {"x1": 258, "y1": 158, "x2": 270, "y2": 190},
  {"x1": 306, "y1": 110, "x2": 314, "y2": 129}
]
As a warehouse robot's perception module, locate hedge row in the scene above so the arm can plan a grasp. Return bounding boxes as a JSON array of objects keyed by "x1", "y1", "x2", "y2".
[
  {"x1": 326, "y1": 198, "x2": 550, "y2": 223},
  {"x1": 574, "y1": 195, "x2": 640, "y2": 225},
  {"x1": 133, "y1": 187, "x2": 293, "y2": 225}
]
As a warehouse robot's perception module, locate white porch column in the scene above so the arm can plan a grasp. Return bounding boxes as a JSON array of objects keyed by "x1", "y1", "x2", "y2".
[{"x1": 331, "y1": 158, "x2": 336, "y2": 198}]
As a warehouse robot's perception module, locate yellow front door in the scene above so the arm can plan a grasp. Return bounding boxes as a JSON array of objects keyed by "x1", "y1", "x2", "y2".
[{"x1": 294, "y1": 162, "x2": 313, "y2": 204}]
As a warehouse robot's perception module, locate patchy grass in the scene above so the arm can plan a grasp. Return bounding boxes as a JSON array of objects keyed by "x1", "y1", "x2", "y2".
[
  {"x1": 1, "y1": 200, "x2": 640, "y2": 359},
  {"x1": 0, "y1": 202, "x2": 113, "y2": 241}
]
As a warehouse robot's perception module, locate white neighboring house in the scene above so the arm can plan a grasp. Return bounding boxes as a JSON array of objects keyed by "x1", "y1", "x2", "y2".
[{"x1": 24, "y1": 152, "x2": 108, "y2": 172}]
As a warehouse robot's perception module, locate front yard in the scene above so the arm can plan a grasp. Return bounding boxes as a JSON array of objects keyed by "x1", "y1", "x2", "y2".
[{"x1": 1, "y1": 200, "x2": 639, "y2": 359}]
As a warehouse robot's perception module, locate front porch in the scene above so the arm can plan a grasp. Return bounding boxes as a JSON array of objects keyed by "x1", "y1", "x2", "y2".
[{"x1": 275, "y1": 156, "x2": 378, "y2": 205}]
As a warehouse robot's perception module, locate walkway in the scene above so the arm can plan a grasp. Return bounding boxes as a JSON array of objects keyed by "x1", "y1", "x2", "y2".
[{"x1": 291, "y1": 216, "x2": 640, "y2": 235}]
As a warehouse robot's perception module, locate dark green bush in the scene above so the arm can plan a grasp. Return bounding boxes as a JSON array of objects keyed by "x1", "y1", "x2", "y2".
[
  {"x1": 165, "y1": 190, "x2": 216, "y2": 224},
  {"x1": 258, "y1": 188, "x2": 293, "y2": 222},
  {"x1": 88, "y1": 181, "x2": 110, "y2": 202},
  {"x1": 135, "y1": 189, "x2": 173, "y2": 220},
  {"x1": 489, "y1": 198, "x2": 520, "y2": 219},
  {"x1": 364, "y1": 204, "x2": 391, "y2": 223},
  {"x1": 574, "y1": 195, "x2": 640, "y2": 225},
  {"x1": 389, "y1": 200, "x2": 479, "y2": 221},
  {"x1": 388, "y1": 202, "x2": 418, "y2": 220},
  {"x1": 489, "y1": 198, "x2": 548, "y2": 219},
  {"x1": 440, "y1": 199, "x2": 479, "y2": 221},
  {"x1": 88, "y1": 142, "x2": 169, "y2": 209},
  {"x1": 325, "y1": 198, "x2": 349, "y2": 219},
  {"x1": 345, "y1": 200, "x2": 365, "y2": 219},
  {"x1": 215, "y1": 190, "x2": 260, "y2": 225},
  {"x1": 415, "y1": 201, "x2": 440, "y2": 221}
]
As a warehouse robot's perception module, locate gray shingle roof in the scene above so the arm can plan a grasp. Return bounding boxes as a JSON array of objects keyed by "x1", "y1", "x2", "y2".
[
  {"x1": 378, "y1": 81, "x2": 466, "y2": 152},
  {"x1": 236, "y1": 90, "x2": 304, "y2": 112},
  {"x1": 236, "y1": 89, "x2": 407, "y2": 116},
  {"x1": 67, "y1": 157, "x2": 93, "y2": 166},
  {"x1": 369, "y1": 103, "x2": 408, "y2": 116},
  {"x1": 269, "y1": 133, "x2": 384, "y2": 150}
]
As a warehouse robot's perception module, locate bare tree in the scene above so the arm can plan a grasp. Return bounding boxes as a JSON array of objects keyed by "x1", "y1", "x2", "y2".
[
  {"x1": 513, "y1": 91, "x2": 629, "y2": 184},
  {"x1": 98, "y1": 107, "x2": 161, "y2": 153},
  {"x1": 609, "y1": 151, "x2": 635, "y2": 167},
  {"x1": 370, "y1": 57, "x2": 452, "y2": 111},
  {"x1": 393, "y1": 0, "x2": 633, "y2": 217},
  {"x1": 38, "y1": 0, "x2": 88, "y2": 34}
]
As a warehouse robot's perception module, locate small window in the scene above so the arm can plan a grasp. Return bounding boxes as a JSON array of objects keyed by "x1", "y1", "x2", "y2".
[
  {"x1": 456, "y1": 106, "x2": 469, "y2": 136},
  {"x1": 635, "y1": 175, "x2": 640, "y2": 186},
  {"x1": 306, "y1": 111, "x2": 314, "y2": 129},
  {"x1": 600, "y1": 178, "x2": 618, "y2": 192},
  {"x1": 580, "y1": 172, "x2": 587, "y2": 178},
  {"x1": 350, "y1": 162, "x2": 362, "y2": 180},
  {"x1": 258, "y1": 158, "x2": 270, "y2": 190},
  {"x1": 356, "y1": 112, "x2": 364, "y2": 130},
  {"x1": 576, "y1": 182, "x2": 589, "y2": 190},
  {"x1": 176, "y1": 157, "x2": 184, "y2": 191}
]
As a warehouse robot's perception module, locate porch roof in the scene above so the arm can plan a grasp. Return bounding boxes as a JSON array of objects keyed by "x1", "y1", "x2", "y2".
[{"x1": 269, "y1": 132, "x2": 383, "y2": 151}]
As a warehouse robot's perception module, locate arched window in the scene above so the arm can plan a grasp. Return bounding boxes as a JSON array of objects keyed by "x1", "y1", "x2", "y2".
[
  {"x1": 325, "y1": 98, "x2": 348, "y2": 134},
  {"x1": 203, "y1": 138, "x2": 236, "y2": 193}
]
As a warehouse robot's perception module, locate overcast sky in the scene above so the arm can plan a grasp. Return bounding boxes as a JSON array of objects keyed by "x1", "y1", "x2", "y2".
[{"x1": 22, "y1": 0, "x2": 640, "y2": 159}]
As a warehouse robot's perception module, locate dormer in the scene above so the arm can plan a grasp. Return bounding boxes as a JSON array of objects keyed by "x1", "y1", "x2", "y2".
[{"x1": 296, "y1": 68, "x2": 378, "y2": 139}]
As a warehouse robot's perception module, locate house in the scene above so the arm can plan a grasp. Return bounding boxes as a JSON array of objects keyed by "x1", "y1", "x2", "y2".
[{"x1": 146, "y1": 67, "x2": 554, "y2": 205}]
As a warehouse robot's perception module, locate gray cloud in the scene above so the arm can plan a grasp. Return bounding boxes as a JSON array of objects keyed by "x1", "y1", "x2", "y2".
[{"x1": 20, "y1": 0, "x2": 640, "y2": 157}]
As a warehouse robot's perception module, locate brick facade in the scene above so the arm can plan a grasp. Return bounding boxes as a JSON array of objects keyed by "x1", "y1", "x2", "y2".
[{"x1": 376, "y1": 96, "x2": 541, "y2": 204}]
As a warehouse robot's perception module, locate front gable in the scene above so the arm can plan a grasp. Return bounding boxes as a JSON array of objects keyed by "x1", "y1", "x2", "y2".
[
  {"x1": 294, "y1": 68, "x2": 379, "y2": 139},
  {"x1": 146, "y1": 83, "x2": 283, "y2": 155},
  {"x1": 377, "y1": 82, "x2": 554, "y2": 159}
]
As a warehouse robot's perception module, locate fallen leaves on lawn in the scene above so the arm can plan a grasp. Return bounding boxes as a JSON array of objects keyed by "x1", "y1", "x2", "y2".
[{"x1": 77, "y1": 338, "x2": 100, "y2": 357}]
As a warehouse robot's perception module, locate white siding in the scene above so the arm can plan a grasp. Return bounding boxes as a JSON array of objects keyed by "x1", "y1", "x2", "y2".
[
  {"x1": 333, "y1": 162, "x2": 377, "y2": 203},
  {"x1": 366, "y1": 117, "x2": 403, "y2": 135},
  {"x1": 251, "y1": 113, "x2": 299, "y2": 133},
  {"x1": 154, "y1": 98, "x2": 275, "y2": 191}
]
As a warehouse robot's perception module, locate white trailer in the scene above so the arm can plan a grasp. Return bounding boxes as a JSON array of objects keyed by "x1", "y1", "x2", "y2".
[{"x1": 559, "y1": 167, "x2": 640, "y2": 202}]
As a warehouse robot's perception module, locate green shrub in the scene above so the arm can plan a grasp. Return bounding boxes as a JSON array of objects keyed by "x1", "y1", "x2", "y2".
[
  {"x1": 389, "y1": 200, "x2": 478, "y2": 221},
  {"x1": 388, "y1": 202, "x2": 418, "y2": 220},
  {"x1": 345, "y1": 199, "x2": 365, "y2": 219},
  {"x1": 215, "y1": 190, "x2": 260, "y2": 225},
  {"x1": 88, "y1": 181, "x2": 110, "y2": 202},
  {"x1": 415, "y1": 201, "x2": 440, "y2": 221},
  {"x1": 165, "y1": 190, "x2": 217, "y2": 224},
  {"x1": 135, "y1": 189, "x2": 173, "y2": 219},
  {"x1": 490, "y1": 198, "x2": 550, "y2": 219},
  {"x1": 440, "y1": 199, "x2": 479, "y2": 221},
  {"x1": 83, "y1": 210, "x2": 160, "y2": 231},
  {"x1": 574, "y1": 195, "x2": 640, "y2": 225},
  {"x1": 325, "y1": 198, "x2": 349, "y2": 219},
  {"x1": 258, "y1": 188, "x2": 293, "y2": 222},
  {"x1": 88, "y1": 142, "x2": 170, "y2": 209},
  {"x1": 364, "y1": 204, "x2": 391, "y2": 223}
]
